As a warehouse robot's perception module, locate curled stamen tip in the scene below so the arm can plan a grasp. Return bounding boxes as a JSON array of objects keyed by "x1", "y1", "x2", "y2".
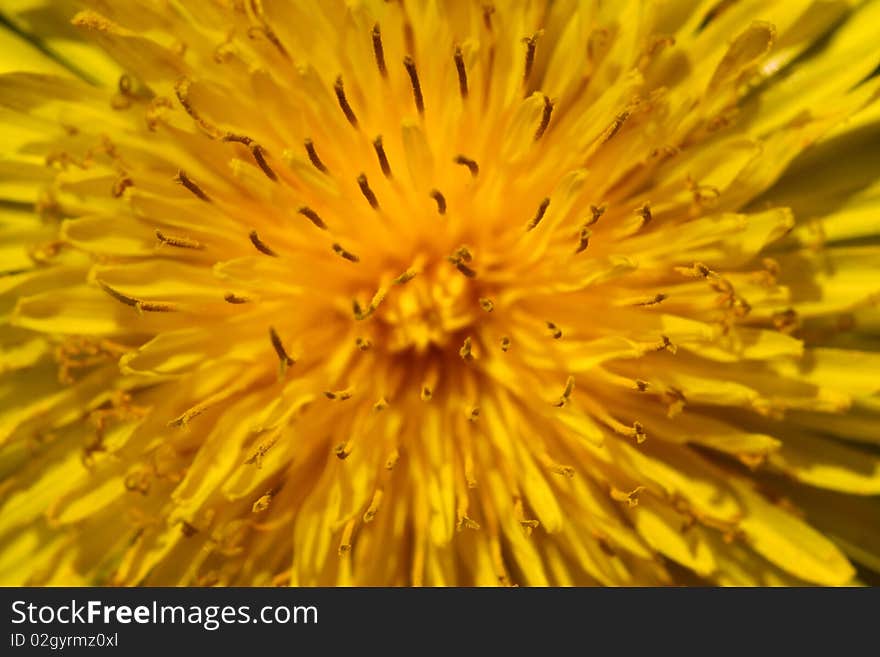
[
  {"x1": 373, "y1": 396, "x2": 388, "y2": 412},
  {"x1": 479, "y1": 297, "x2": 494, "y2": 312},
  {"x1": 355, "y1": 337, "x2": 372, "y2": 351},
  {"x1": 453, "y1": 154, "x2": 479, "y2": 177},
  {"x1": 546, "y1": 321, "x2": 563, "y2": 339},
  {"x1": 429, "y1": 189, "x2": 447, "y2": 214},
  {"x1": 334, "y1": 443, "x2": 351, "y2": 460},
  {"x1": 249, "y1": 230, "x2": 278, "y2": 257},
  {"x1": 325, "y1": 389, "x2": 353, "y2": 401},
  {"x1": 635, "y1": 379, "x2": 649, "y2": 392},
  {"x1": 500, "y1": 336, "x2": 511, "y2": 352},
  {"x1": 356, "y1": 173, "x2": 380, "y2": 210},
  {"x1": 420, "y1": 385, "x2": 433, "y2": 401},
  {"x1": 468, "y1": 406, "x2": 480, "y2": 421}
]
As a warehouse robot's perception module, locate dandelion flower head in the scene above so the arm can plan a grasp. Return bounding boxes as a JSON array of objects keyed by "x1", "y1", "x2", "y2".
[{"x1": 1, "y1": 0, "x2": 880, "y2": 586}]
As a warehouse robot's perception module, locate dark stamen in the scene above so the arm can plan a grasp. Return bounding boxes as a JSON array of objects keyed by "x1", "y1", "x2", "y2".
[
  {"x1": 454, "y1": 46, "x2": 468, "y2": 99},
  {"x1": 249, "y1": 230, "x2": 278, "y2": 257},
  {"x1": 297, "y1": 206, "x2": 327, "y2": 230},
  {"x1": 526, "y1": 197, "x2": 550, "y2": 231},
  {"x1": 175, "y1": 170, "x2": 211, "y2": 202},
  {"x1": 334, "y1": 76, "x2": 359, "y2": 127},
  {"x1": 251, "y1": 144, "x2": 277, "y2": 181},
  {"x1": 332, "y1": 243, "x2": 360, "y2": 263},
  {"x1": 373, "y1": 136, "x2": 392, "y2": 178},
  {"x1": 304, "y1": 138, "x2": 329, "y2": 173},
  {"x1": 372, "y1": 24, "x2": 387, "y2": 77},
  {"x1": 523, "y1": 33, "x2": 540, "y2": 87},
  {"x1": 534, "y1": 95, "x2": 554, "y2": 141},
  {"x1": 454, "y1": 155, "x2": 479, "y2": 177},
  {"x1": 403, "y1": 56, "x2": 425, "y2": 114},
  {"x1": 357, "y1": 173, "x2": 380, "y2": 210},
  {"x1": 429, "y1": 189, "x2": 447, "y2": 215},
  {"x1": 269, "y1": 327, "x2": 295, "y2": 368}
]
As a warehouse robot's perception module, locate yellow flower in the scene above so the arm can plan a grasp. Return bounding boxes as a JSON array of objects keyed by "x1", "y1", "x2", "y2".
[{"x1": 1, "y1": 0, "x2": 879, "y2": 587}]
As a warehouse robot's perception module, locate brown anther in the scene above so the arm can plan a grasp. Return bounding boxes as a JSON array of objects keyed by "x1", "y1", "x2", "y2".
[
  {"x1": 522, "y1": 33, "x2": 540, "y2": 87},
  {"x1": 334, "y1": 76, "x2": 358, "y2": 127},
  {"x1": 658, "y1": 335, "x2": 676, "y2": 353},
  {"x1": 118, "y1": 73, "x2": 132, "y2": 95},
  {"x1": 500, "y1": 336, "x2": 511, "y2": 352},
  {"x1": 454, "y1": 154, "x2": 479, "y2": 177},
  {"x1": 588, "y1": 204, "x2": 606, "y2": 226},
  {"x1": 372, "y1": 135, "x2": 392, "y2": 178},
  {"x1": 249, "y1": 230, "x2": 278, "y2": 257},
  {"x1": 636, "y1": 203, "x2": 652, "y2": 227},
  {"x1": 155, "y1": 229, "x2": 203, "y2": 250},
  {"x1": 479, "y1": 298, "x2": 494, "y2": 312},
  {"x1": 269, "y1": 327, "x2": 295, "y2": 369},
  {"x1": 454, "y1": 246, "x2": 473, "y2": 262},
  {"x1": 633, "y1": 421, "x2": 647, "y2": 444},
  {"x1": 546, "y1": 321, "x2": 563, "y2": 339},
  {"x1": 297, "y1": 206, "x2": 327, "y2": 230},
  {"x1": 447, "y1": 248, "x2": 477, "y2": 278},
  {"x1": 393, "y1": 270, "x2": 416, "y2": 285},
  {"x1": 553, "y1": 375, "x2": 575, "y2": 407},
  {"x1": 455, "y1": 262, "x2": 477, "y2": 278},
  {"x1": 403, "y1": 55, "x2": 425, "y2": 114},
  {"x1": 325, "y1": 389, "x2": 353, "y2": 401},
  {"x1": 635, "y1": 379, "x2": 649, "y2": 392},
  {"x1": 534, "y1": 95, "x2": 554, "y2": 141},
  {"x1": 175, "y1": 170, "x2": 211, "y2": 202},
  {"x1": 453, "y1": 46, "x2": 469, "y2": 99},
  {"x1": 304, "y1": 138, "x2": 329, "y2": 173},
  {"x1": 332, "y1": 243, "x2": 360, "y2": 263},
  {"x1": 482, "y1": 4, "x2": 495, "y2": 31},
  {"x1": 636, "y1": 293, "x2": 667, "y2": 306},
  {"x1": 112, "y1": 175, "x2": 133, "y2": 198},
  {"x1": 222, "y1": 133, "x2": 254, "y2": 146},
  {"x1": 468, "y1": 407, "x2": 480, "y2": 421},
  {"x1": 250, "y1": 144, "x2": 277, "y2": 181},
  {"x1": 371, "y1": 24, "x2": 387, "y2": 77},
  {"x1": 334, "y1": 443, "x2": 351, "y2": 460},
  {"x1": 420, "y1": 385, "x2": 433, "y2": 401},
  {"x1": 526, "y1": 197, "x2": 550, "y2": 231},
  {"x1": 224, "y1": 293, "x2": 249, "y2": 304},
  {"x1": 771, "y1": 308, "x2": 800, "y2": 334},
  {"x1": 355, "y1": 337, "x2": 372, "y2": 351},
  {"x1": 357, "y1": 173, "x2": 380, "y2": 210},
  {"x1": 575, "y1": 227, "x2": 592, "y2": 254},
  {"x1": 180, "y1": 521, "x2": 199, "y2": 537},
  {"x1": 429, "y1": 189, "x2": 447, "y2": 214},
  {"x1": 459, "y1": 337, "x2": 474, "y2": 361},
  {"x1": 97, "y1": 282, "x2": 176, "y2": 313}
]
